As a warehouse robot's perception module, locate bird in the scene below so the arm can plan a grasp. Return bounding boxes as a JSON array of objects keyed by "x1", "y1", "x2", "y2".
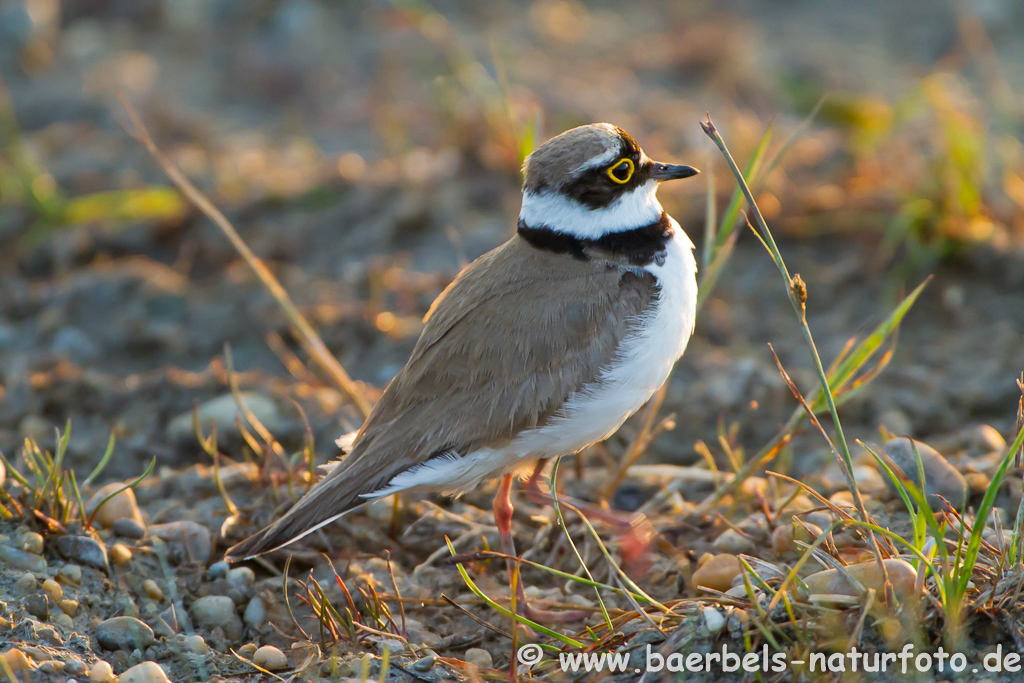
[{"x1": 226, "y1": 122, "x2": 699, "y2": 620}]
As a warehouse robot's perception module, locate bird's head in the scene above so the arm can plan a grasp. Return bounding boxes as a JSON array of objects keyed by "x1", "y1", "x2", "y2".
[{"x1": 520, "y1": 123, "x2": 698, "y2": 239}]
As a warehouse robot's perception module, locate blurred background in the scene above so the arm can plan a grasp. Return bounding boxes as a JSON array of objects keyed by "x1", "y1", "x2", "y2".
[{"x1": 0, "y1": 0, "x2": 1022, "y2": 484}]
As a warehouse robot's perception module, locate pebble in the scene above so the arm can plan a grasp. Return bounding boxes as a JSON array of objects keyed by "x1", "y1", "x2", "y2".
[
  {"x1": 149, "y1": 521, "x2": 212, "y2": 565},
  {"x1": 237, "y1": 643, "x2": 257, "y2": 659},
  {"x1": 66, "y1": 659, "x2": 88, "y2": 675},
  {"x1": 464, "y1": 648, "x2": 493, "y2": 670},
  {"x1": 95, "y1": 616, "x2": 155, "y2": 651},
  {"x1": 110, "y1": 543, "x2": 132, "y2": 565},
  {"x1": 253, "y1": 644, "x2": 288, "y2": 670},
  {"x1": 119, "y1": 661, "x2": 172, "y2": 683},
  {"x1": 965, "y1": 472, "x2": 991, "y2": 496},
  {"x1": 59, "y1": 564, "x2": 83, "y2": 585},
  {"x1": 771, "y1": 522, "x2": 824, "y2": 557},
  {"x1": 168, "y1": 392, "x2": 283, "y2": 441},
  {"x1": 54, "y1": 536, "x2": 109, "y2": 570},
  {"x1": 702, "y1": 606, "x2": 726, "y2": 634},
  {"x1": 882, "y1": 438, "x2": 968, "y2": 510},
  {"x1": 713, "y1": 528, "x2": 755, "y2": 554},
  {"x1": 413, "y1": 654, "x2": 437, "y2": 671},
  {"x1": 54, "y1": 613, "x2": 74, "y2": 629},
  {"x1": 18, "y1": 531, "x2": 44, "y2": 555},
  {"x1": 37, "y1": 660, "x2": 64, "y2": 674},
  {"x1": 112, "y1": 518, "x2": 147, "y2": 539},
  {"x1": 186, "y1": 633, "x2": 209, "y2": 654},
  {"x1": 243, "y1": 596, "x2": 265, "y2": 625},
  {"x1": 14, "y1": 572, "x2": 37, "y2": 596},
  {"x1": 851, "y1": 465, "x2": 887, "y2": 496},
  {"x1": 0, "y1": 545, "x2": 47, "y2": 572},
  {"x1": 691, "y1": 554, "x2": 742, "y2": 593},
  {"x1": 143, "y1": 579, "x2": 164, "y2": 601},
  {"x1": 86, "y1": 483, "x2": 144, "y2": 529},
  {"x1": 42, "y1": 578, "x2": 63, "y2": 601},
  {"x1": 191, "y1": 595, "x2": 243, "y2": 641},
  {"x1": 803, "y1": 558, "x2": 919, "y2": 601},
  {"x1": 23, "y1": 593, "x2": 49, "y2": 620},
  {"x1": 2, "y1": 649, "x2": 32, "y2": 675},
  {"x1": 207, "y1": 561, "x2": 229, "y2": 579},
  {"x1": 89, "y1": 660, "x2": 116, "y2": 683},
  {"x1": 227, "y1": 566, "x2": 255, "y2": 589}
]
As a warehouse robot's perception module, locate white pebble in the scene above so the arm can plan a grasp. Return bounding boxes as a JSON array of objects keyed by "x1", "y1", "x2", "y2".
[
  {"x1": 89, "y1": 661, "x2": 115, "y2": 683},
  {"x1": 253, "y1": 645, "x2": 288, "y2": 670}
]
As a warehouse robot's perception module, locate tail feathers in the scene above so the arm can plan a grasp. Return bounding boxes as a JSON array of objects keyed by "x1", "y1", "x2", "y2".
[
  {"x1": 224, "y1": 486, "x2": 360, "y2": 562},
  {"x1": 226, "y1": 430, "x2": 367, "y2": 563}
]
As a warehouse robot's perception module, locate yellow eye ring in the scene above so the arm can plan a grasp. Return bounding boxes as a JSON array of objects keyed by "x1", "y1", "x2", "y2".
[{"x1": 607, "y1": 158, "x2": 634, "y2": 184}]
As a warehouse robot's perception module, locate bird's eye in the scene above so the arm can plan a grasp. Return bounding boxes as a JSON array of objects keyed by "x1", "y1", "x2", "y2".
[{"x1": 607, "y1": 158, "x2": 634, "y2": 184}]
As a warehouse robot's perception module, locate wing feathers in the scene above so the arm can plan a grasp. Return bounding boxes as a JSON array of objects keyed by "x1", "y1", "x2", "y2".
[{"x1": 226, "y1": 236, "x2": 657, "y2": 559}]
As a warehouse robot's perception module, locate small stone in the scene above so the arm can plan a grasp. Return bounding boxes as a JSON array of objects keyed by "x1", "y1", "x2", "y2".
[
  {"x1": 37, "y1": 625, "x2": 62, "y2": 645},
  {"x1": 149, "y1": 521, "x2": 212, "y2": 565},
  {"x1": 112, "y1": 518, "x2": 147, "y2": 539},
  {"x1": 186, "y1": 634, "x2": 209, "y2": 654},
  {"x1": 119, "y1": 661, "x2": 171, "y2": 683},
  {"x1": 702, "y1": 606, "x2": 726, "y2": 634},
  {"x1": 42, "y1": 579, "x2": 63, "y2": 602},
  {"x1": 110, "y1": 543, "x2": 132, "y2": 565},
  {"x1": 58, "y1": 598, "x2": 79, "y2": 618},
  {"x1": 253, "y1": 644, "x2": 288, "y2": 670},
  {"x1": 86, "y1": 483, "x2": 144, "y2": 529},
  {"x1": 191, "y1": 595, "x2": 242, "y2": 641},
  {"x1": 851, "y1": 465, "x2": 887, "y2": 496},
  {"x1": 14, "y1": 572, "x2": 37, "y2": 596},
  {"x1": 89, "y1": 660, "x2": 115, "y2": 683},
  {"x1": 1, "y1": 649, "x2": 32, "y2": 675},
  {"x1": 227, "y1": 566, "x2": 254, "y2": 589},
  {"x1": 95, "y1": 616, "x2": 155, "y2": 651},
  {"x1": 882, "y1": 438, "x2": 968, "y2": 510},
  {"x1": 691, "y1": 554, "x2": 742, "y2": 593},
  {"x1": 243, "y1": 596, "x2": 265, "y2": 625},
  {"x1": 207, "y1": 561, "x2": 229, "y2": 579},
  {"x1": 713, "y1": 529, "x2": 755, "y2": 554},
  {"x1": 237, "y1": 643, "x2": 257, "y2": 659},
  {"x1": 37, "y1": 660, "x2": 64, "y2": 674},
  {"x1": 143, "y1": 579, "x2": 163, "y2": 601},
  {"x1": 771, "y1": 522, "x2": 825, "y2": 557},
  {"x1": 18, "y1": 531, "x2": 44, "y2": 555},
  {"x1": 413, "y1": 654, "x2": 437, "y2": 671},
  {"x1": 54, "y1": 613, "x2": 73, "y2": 629},
  {"x1": 168, "y1": 392, "x2": 283, "y2": 441},
  {"x1": 464, "y1": 648, "x2": 493, "y2": 670},
  {"x1": 23, "y1": 593, "x2": 49, "y2": 620},
  {"x1": 0, "y1": 545, "x2": 47, "y2": 572},
  {"x1": 58, "y1": 564, "x2": 82, "y2": 585},
  {"x1": 803, "y1": 558, "x2": 919, "y2": 601},
  {"x1": 54, "y1": 536, "x2": 109, "y2": 570},
  {"x1": 65, "y1": 659, "x2": 88, "y2": 675},
  {"x1": 965, "y1": 472, "x2": 991, "y2": 496}
]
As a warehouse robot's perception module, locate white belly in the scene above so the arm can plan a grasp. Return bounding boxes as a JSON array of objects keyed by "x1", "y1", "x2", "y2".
[
  {"x1": 509, "y1": 220, "x2": 697, "y2": 459},
  {"x1": 366, "y1": 221, "x2": 698, "y2": 498}
]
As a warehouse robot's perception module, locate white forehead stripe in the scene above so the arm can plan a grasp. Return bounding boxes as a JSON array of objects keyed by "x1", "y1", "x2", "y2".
[
  {"x1": 575, "y1": 145, "x2": 621, "y2": 174},
  {"x1": 518, "y1": 181, "x2": 663, "y2": 239}
]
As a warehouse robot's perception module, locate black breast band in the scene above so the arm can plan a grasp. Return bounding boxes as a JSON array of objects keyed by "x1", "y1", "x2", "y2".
[{"x1": 517, "y1": 212, "x2": 673, "y2": 267}]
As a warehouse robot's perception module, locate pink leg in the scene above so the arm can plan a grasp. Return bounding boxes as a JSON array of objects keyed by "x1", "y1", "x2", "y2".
[{"x1": 492, "y1": 473, "x2": 588, "y2": 623}]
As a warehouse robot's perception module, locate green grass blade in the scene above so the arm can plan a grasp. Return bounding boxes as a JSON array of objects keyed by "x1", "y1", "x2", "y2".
[
  {"x1": 83, "y1": 432, "x2": 116, "y2": 488},
  {"x1": 444, "y1": 537, "x2": 583, "y2": 648}
]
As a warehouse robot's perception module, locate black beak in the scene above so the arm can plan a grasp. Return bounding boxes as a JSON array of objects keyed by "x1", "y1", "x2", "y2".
[{"x1": 651, "y1": 162, "x2": 699, "y2": 181}]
